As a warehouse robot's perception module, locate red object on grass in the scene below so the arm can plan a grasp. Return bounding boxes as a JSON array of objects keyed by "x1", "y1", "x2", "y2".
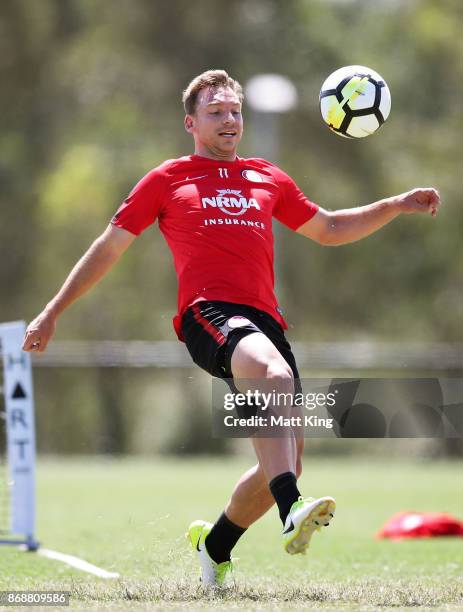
[{"x1": 377, "y1": 512, "x2": 463, "y2": 539}]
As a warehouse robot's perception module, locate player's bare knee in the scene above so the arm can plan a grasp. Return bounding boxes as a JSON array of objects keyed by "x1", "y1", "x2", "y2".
[{"x1": 265, "y1": 362, "x2": 294, "y2": 394}]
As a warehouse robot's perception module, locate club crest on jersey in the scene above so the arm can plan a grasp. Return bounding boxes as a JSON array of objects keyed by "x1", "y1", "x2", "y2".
[
  {"x1": 201, "y1": 189, "x2": 260, "y2": 216},
  {"x1": 241, "y1": 169, "x2": 263, "y2": 183}
]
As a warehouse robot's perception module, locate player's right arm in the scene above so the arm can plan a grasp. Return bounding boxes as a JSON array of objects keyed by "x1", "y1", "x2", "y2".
[{"x1": 22, "y1": 224, "x2": 135, "y2": 353}]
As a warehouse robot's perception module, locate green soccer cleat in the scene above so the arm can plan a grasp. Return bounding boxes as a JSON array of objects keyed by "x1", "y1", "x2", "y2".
[
  {"x1": 186, "y1": 520, "x2": 233, "y2": 587},
  {"x1": 282, "y1": 496, "x2": 336, "y2": 555}
]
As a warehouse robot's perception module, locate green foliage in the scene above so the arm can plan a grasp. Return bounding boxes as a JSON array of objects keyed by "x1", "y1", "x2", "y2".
[{"x1": 1, "y1": 0, "x2": 461, "y2": 340}]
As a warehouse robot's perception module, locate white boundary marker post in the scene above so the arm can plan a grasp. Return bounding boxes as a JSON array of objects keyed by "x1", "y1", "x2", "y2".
[
  {"x1": 0, "y1": 320, "x2": 37, "y2": 549},
  {"x1": 1, "y1": 321, "x2": 119, "y2": 578}
]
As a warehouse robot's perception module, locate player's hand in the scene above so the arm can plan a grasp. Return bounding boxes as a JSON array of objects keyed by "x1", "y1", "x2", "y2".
[
  {"x1": 395, "y1": 188, "x2": 441, "y2": 217},
  {"x1": 22, "y1": 310, "x2": 56, "y2": 353}
]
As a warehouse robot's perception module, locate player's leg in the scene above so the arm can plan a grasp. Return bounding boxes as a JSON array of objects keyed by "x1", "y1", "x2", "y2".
[
  {"x1": 201, "y1": 438, "x2": 304, "y2": 579},
  {"x1": 223, "y1": 407, "x2": 304, "y2": 527},
  {"x1": 203, "y1": 425, "x2": 303, "y2": 571},
  {"x1": 225, "y1": 464, "x2": 274, "y2": 526},
  {"x1": 184, "y1": 302, "x2": 333, "y2": 582},
  {"x1": 204, "y1": 331, "x2": 303, "y2": 565},
  {"x1": 224, "y1": 455, "x2": 303, "y2": 527},
  {"x1": 230, "y1": 332, "x2": 302, "y2": 519},
  {"x1": 210, "y1": 333, "x2": 334, "y2": 557}
]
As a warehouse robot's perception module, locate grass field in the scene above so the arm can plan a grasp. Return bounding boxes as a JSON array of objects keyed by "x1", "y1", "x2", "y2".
[{"x1": 1, "y1": 456, "x2": 463, "y2": 610}]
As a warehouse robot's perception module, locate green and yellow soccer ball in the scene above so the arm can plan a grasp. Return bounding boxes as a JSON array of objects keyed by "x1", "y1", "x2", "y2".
[{"x1": 319, "y1": 65, "x2": 391, "y2": 138}]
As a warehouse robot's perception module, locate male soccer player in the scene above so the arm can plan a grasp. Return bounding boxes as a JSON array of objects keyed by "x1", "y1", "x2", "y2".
[{"x1": 23, "y1": 70, "x2": 440, "y2": 587}]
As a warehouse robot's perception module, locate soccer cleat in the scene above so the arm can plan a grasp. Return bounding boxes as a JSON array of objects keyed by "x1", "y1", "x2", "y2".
[
  {"x1": 186, "y1": 520, "x2": 233, "y2": 587},
  {"x1": 282, "y1": 496, "x2": 336, "y2": 555}
]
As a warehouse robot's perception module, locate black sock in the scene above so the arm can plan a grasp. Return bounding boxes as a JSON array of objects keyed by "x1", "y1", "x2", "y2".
[
  {"x1": 269, "y1": 471, "x2": 301, "y2": 525},
  {"x1": 205, "y1": 512, "x2": 247, "y2": 564}
]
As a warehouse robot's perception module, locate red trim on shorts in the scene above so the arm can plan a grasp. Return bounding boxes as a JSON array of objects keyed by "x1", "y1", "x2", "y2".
[{"x1": 192, "y1": 304, "x2": 226, "y2": 346}]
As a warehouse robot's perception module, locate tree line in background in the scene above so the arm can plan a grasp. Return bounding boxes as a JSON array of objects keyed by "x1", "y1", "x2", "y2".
[{"x1": 1, "y1": 0, "x2": 463, "y2": 454}]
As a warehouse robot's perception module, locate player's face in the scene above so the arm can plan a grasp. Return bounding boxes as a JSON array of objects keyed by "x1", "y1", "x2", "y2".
[{"x1": 185, "y1": 86, "x2": 243, "y2": 161}]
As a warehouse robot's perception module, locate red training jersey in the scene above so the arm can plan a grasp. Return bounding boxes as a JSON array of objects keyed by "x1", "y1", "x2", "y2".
[{"x1": 111, "y1": 155, "x2": 318, "y2": 340}]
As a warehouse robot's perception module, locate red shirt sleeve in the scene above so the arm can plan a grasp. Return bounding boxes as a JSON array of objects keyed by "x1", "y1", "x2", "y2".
[
  {"x1": 271, "y1": 166, "x2": 319, "y2": 230},
  {"x1": 111, "y1": 165, "x2": 167, "y2": 236}
]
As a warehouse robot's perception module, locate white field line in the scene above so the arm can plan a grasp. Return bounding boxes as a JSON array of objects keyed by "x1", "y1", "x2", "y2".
[{"x1": 36, "y1": 547, "x2": 119, "y2": 578}]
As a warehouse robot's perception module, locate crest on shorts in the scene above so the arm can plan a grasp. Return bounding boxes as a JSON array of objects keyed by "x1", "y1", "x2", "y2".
[{"x1": 227, "y1": 316, "x2": 252, "y2": 329}]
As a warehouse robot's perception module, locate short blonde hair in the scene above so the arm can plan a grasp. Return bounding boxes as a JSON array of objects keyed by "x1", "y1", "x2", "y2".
[{"x1": 182, "y1": 69, "x2": 243, "y2": 115}]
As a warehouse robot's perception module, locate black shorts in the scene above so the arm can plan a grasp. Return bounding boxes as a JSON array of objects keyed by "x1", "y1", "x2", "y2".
[{"x1": 181, "y1": 300, "x2": 301, "y2": 390}]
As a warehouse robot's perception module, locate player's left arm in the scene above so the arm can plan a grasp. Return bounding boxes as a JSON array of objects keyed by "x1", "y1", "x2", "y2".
[{"x1": 297, "y1": 188, "x2": 441, "y2": 246}]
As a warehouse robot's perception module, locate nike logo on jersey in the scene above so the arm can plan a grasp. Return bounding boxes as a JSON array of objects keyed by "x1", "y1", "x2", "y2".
[
  {"x1": 172, "y1": 175, "x2": 208, "y2": 185},
  {"x1": 186, "y1": 175, "x2": 208, "y2": 181}
]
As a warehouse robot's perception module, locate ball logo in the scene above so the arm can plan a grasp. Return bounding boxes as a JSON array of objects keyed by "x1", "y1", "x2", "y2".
[
  {"x1": 201, "y1": 189, "x2": 260, "y2": 216},
  {"x1": 242, "y1": 169, "x2": 263, "y2": 183}
]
